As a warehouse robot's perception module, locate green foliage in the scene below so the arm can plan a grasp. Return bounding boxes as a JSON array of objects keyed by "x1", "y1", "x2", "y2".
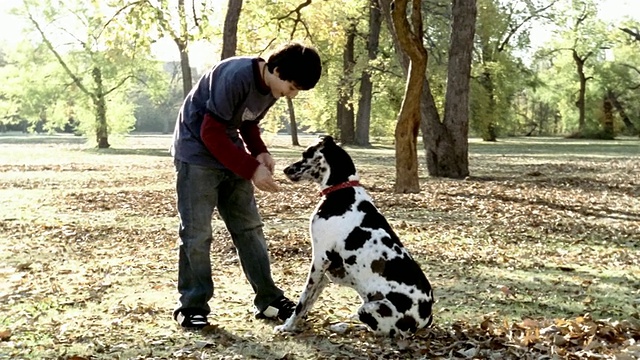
[{"x1": 531, "y1": 0, "x2": 640, "y2": 138}]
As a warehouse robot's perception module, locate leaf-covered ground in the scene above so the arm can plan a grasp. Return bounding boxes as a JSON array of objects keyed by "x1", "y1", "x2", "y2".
[{"x1": 0, "y1": 134, "x2": 639, "y2": 360}]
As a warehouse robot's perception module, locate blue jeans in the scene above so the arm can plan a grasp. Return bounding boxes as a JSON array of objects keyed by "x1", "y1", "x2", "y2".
[{"x1": 173, "y1": 159, "x2": 284, "y2": 318}]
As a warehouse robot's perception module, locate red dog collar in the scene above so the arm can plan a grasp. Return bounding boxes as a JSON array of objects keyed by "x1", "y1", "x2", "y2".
[{"x1": 320, "y1": 181, "x2": 361, "y2": 196}]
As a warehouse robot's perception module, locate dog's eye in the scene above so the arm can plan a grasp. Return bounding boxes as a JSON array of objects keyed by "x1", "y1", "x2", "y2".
[{"x1": 302, "y1": 149, "x2": 315, "y2": 159}]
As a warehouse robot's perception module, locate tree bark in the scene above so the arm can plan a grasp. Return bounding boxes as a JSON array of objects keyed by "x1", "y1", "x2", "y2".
[
  {"x1": 355, "y1": 0, "x2": 382, "y2": 147},
  {"x1": 572, "y1": 49, "x2": 591, "y2": 134},
  {"x1": 92, "y1": 67, "x2": 110, "y2": 149},
  {"x1": 175, "y1": 0, "x2": 193, "y2": 98},
  {"x1": 425, "y1": 0, "x2": 476, "y2": 178},
  {"x1": 221, "y1": 0, "x2": 243, "y2": 60},
  {"x1": 337, "y1": 23, "x2": 356, "y2": 145},
  {"x1": 607, "y1": 89, "x2": 638, "y2": 135},
  {"x1": 602, "y1": 94, "x2": 614, "y2": 139},
  {"x1": 286, "y1": 97, "x2": 300, "y2": 146},
  {"x1": 391, "y1": 0, "x2": 427, "y2": 193},
  {"x1": 479, "y1": 69, "x2": 497, "y2": 141}
]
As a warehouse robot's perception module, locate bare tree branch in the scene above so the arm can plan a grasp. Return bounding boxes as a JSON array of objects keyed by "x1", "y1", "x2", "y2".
[
  {"x1": 276, "y1": 0, "x2": 313, "y2": 21},
  {"x1": 274, "y1": 0, "x2": 314, "y2": 40},
  {"x1": 621, "y1": 63, "x2": 640, "y2": 75},
  {"x1": 105, "y1": 75, "x2": 135, "y2": 96},
  {"x1": 574, "y1": 4, "x2": 588, "y2": 29},
  {"x1": 24, "y1": 7, "x2": 92, "y2": 98},
  {"x1": 497, "y1": 0, "x2": 558, "y2": 52},
  {"x1": 101, "y1": 0, "x2": 146, "y2": 40},
  {"x1": 620, "y1": 27, "x2": 640, "y2": 42}
]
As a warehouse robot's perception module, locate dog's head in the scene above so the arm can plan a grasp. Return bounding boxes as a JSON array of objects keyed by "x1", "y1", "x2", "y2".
[{"x1": 283, "y1": 136, "x2": 358, "y2": 187}]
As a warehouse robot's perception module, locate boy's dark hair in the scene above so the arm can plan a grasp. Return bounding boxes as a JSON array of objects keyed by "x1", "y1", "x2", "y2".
[{"x1": 266, "y1": 42, "x2": 322, "y2": 90}]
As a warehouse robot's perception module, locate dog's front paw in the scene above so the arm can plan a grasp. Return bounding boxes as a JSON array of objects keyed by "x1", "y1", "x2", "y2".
[{"x1": 273, "y1": 323, "x2": 297, "y2": 334}]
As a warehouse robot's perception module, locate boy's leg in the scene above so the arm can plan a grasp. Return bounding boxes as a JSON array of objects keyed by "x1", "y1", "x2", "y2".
[
  {"x1": 173, "y1": 160, "x2": 222, "y2": 320},
  {"x1": 217, "y1": 172, "x2": 284, "y2": 311}
]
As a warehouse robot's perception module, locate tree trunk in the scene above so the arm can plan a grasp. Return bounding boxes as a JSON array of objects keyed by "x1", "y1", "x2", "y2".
[
  {"x1": 337, "y1": 23, "x2": 356, "y2": 145},
  {"x1": 425, "y1": 0, "x2": 476, "y2": 178},
  {"x1": 480, "y1": 69, "x2": 497, "y2": 141},
  {"x1": 391, "y1": 0, "x2": 427, "y2": 193},
  {"x1": 378, "y1": 0, "x2": 410, "y2": 75},
  {"x1": 286, "y1": 97, "x2": 300, "y2": 146},
  {"x1": 572, "y1": 50, "x2": 590, "y2": 134},
  {"x1": 176, "y1": 0, "x2": 192, "y2": 98},
  {"x1": 355, "y1": 0, "x2": 382, "y2": 147},
  {"x1": 221, "y1": 0, "x2": 243, "y2": 60},
  {"x1": 602, "y1": 94, "x2": 614, "y2": 139},
  {"x1": 607, "y1": 89, "x2": 638, "y2": 135},
  {"x1": 92, "y1": 67, "x2": 110, "y2": 149}
]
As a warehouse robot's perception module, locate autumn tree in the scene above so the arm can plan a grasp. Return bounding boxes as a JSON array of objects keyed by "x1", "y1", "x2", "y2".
[
  {"x1": 387, "y1": 0, "x2": 428, "y2": 193},
  {"x1": 221, "y1": 0, "x2": 243, "y2": 60},
  {"x1": 354, "y1": 0, "x2": 382, "y2": 146},
  {"x1": 17, "y1": 0, "x2": 154, "y2": 148},
  {"x1": 472, "y1": 0, "x2": 556, "y2": 141},
  {"x1": 337, "y1": 21, "x2": 357, "y2": 145},
  {"x1": 381, "y1": 0, "x2": 476, "y2": 185}
]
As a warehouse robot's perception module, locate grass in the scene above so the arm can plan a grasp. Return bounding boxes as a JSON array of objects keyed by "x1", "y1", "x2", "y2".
[{"x1": 0, "y1": 133, "x2": 638, "y2": 359}]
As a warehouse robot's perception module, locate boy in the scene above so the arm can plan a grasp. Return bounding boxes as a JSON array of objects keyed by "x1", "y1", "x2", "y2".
[{"x1": 171, "y1": 42, "x2": 322, "y2": 329}]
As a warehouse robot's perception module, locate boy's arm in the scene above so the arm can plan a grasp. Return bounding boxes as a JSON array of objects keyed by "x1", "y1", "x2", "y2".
[
  {"x1": 200, "y1": 113, "x2": 261, "y2": 180},
  {"x1": 239, "y1": 120, "x2": 268, "y2": 157}
]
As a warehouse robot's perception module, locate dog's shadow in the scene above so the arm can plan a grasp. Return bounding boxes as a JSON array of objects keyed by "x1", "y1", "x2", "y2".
[{"x1": 196, "y1": 321, "x2": 415, "y2": 358}]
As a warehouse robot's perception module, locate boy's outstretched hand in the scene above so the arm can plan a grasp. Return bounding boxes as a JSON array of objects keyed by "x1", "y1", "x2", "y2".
[{"x1": 252, "y1": 164, "x2": 279, "y2": 192}]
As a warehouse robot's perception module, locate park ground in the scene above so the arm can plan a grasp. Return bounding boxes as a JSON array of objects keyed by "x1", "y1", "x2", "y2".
[{"x1": 0, "y1": 133, "x2": 639, "y2": 359}]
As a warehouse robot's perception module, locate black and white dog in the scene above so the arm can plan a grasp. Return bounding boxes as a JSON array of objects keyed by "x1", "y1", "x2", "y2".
[{"x1": 277, "y1": 136, "x2": 433, "y2": 337}]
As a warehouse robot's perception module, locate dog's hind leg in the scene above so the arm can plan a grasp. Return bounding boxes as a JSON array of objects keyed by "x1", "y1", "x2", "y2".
[{"x1": 274, "y1": 256, "x2": 330, "y2": 333}]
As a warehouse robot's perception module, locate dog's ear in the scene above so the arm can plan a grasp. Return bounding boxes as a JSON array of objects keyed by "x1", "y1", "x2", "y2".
[
  {"x1": 321, "y1": 135, "x2": 334, "y2": 144},
  {"x1": 321, "y1": 135, "x2": 341, "y2": 147}
]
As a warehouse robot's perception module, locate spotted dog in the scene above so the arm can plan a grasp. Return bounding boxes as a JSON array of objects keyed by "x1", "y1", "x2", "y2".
[{"x1": 276, "y1": 136, "x2": 433, "y2": 337}]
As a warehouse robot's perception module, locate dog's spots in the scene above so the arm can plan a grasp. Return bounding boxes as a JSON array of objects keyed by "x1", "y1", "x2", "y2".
[
  {"x1": 358, "y1": 202, "x2": 404, "y2": 247},
  {"x1": 368, "y1": 292, "x2": 384, "y2": 301},
  {"x1": 316, "y1": 189, "x2": 355, "y2": 219},
  {"x1": 381, "y1": 236, "x2": 394, "y2": 248},
  {"x1": 393, "y1": 245, "x2": 403, "y2": 255},
  {"x1": 326, "y1": 250, "x2": 346, "y2": 278},
  {"x1": 359, "y1": 311, "x2": 379, "y2": 331},
  {"x1": 418, "y1": 299, "x2": 433, "y2": 320},
  {"x1": 370, "y1": 258, "x2": 385, "y2": 275},
  {"x1": 396, "y1": 315, "x2": 418, "y2": 333},
  {"x1": 386, "y1": 292, "x2": 413, "y2": 313},
  {"x1": 345, "y1": 227, "x2": 371, "y2": 250},
  {"x1": 345, "y1": 255, "x2": 357, "y2": 265},
  {"x1": 374, "y1": 255, "x2": 432, "y2": 294},
  {"x1": 377, "y1": 303, "x2": 393, "y2": 317}
]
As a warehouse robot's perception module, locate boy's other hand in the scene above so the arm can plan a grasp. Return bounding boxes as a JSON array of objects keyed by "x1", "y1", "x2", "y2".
[{"x1": 252, "y1": 164, "x2": 279, "y2": 192}]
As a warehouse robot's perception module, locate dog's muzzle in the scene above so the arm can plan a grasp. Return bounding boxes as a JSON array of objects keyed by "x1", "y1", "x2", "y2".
[{"x1": 283, "y1": 164, "x2": 302, "y2": 181}]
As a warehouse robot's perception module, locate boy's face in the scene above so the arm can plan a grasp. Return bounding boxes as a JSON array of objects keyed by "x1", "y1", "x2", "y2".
[{"x1": 271, "y1": 69, "x2": 301, "y2": 99}]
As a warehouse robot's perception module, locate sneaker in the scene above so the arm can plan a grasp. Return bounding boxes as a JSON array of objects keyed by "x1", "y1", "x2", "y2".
[
  {"x1": 255, "y1": 295, "x2": 296, "y2": 321},
  {"x1": 175, "y1": 312, "x2": 210, "y2": 329}
]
